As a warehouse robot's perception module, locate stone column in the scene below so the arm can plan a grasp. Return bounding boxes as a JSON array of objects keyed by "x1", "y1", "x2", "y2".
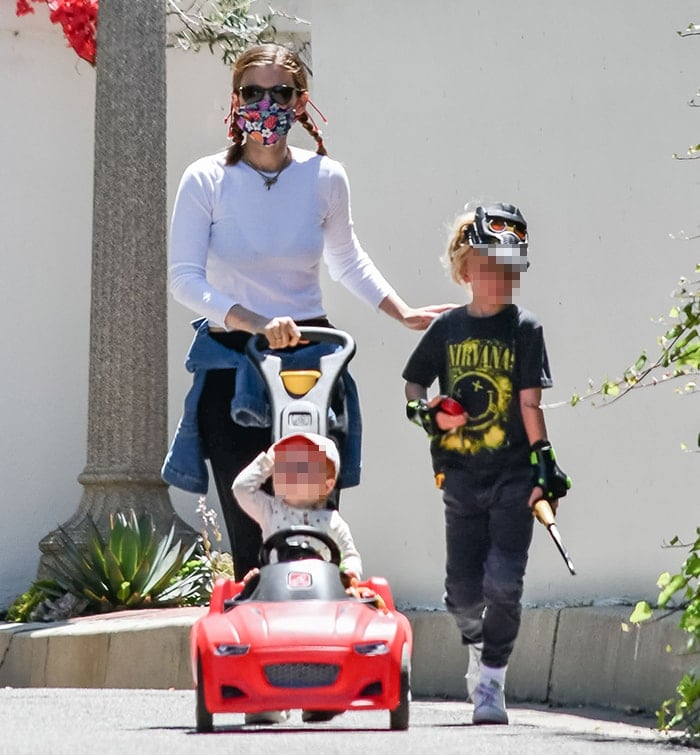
[{"x1": 39, "y1": 0, "x2": 195, "y2": 570}]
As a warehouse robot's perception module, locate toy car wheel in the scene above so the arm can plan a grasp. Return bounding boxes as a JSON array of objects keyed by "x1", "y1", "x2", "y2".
[
  {"x1": 196, "y1": 656, "x2": 213, "y2": 733},
  {"x1": 389, "y1": 644, "x2": 411, "y2": 731}
]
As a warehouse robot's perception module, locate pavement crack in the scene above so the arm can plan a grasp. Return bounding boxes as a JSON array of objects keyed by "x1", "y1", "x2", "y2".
[{"x1": 545, "y1": 608, "x2": 561, "y2": 703}]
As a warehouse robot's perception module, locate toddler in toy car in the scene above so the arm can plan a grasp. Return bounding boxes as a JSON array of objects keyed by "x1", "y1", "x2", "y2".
[{"x1": 233, "y1": 432, "x2": 362, "y2": 580}]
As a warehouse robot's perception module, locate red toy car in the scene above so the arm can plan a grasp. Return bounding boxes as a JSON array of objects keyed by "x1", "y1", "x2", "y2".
[{"x1": 191, "y1": 527, "x2": 413, "y2": 731}]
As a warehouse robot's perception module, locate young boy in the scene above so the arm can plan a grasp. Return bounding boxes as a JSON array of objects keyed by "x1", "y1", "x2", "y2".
[
  {"x1": 401, "y1": 203, "x2": 570, "y2": 725},
  {"x1": 232, "y1": 431, "x2": 362, "y2": 580},
  {"x1": 232, "y1": 431, "x2": 362, "y2": 726}
]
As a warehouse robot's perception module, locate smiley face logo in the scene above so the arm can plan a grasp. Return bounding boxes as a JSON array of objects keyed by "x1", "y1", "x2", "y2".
[{"x1": 453, "y1": 371, "x2": 501, "y2": 431}]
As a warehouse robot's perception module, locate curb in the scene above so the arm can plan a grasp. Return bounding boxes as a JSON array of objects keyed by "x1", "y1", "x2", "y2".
[
  {"x1": 0, "y1": 606, "x2": 689, "y2": 712},
  {"x1": 407, "y1": 607, "x2": 689, "y2": 711}
]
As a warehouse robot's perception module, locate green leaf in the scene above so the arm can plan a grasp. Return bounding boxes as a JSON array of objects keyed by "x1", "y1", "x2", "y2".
[
  {"x1": 629, "y1": 600, "x2": 653, "y2": 624},
  {"x1": 601, "y1": 380, "x2": 620, "y2": 396},
  {"x1": 657, "y1": 571, "x2": 672, "y2": 587},
  {"x1": 141, "y1": 541, "x2": 187, "y2": 596},
  {"x1": 664, "y1": 324, "x2": 683, "y2": 340},
  {"x1": 658, "y1": 573, "x2": 689, "y2": 606},
  {"x1": 118, "y1": 528, "x2": 140, "y2": 583},
  {"x1": 86, "y1": 526, "x2": 109, "y2": 582},
  {"x1": 116, "y1": 581, "x2": 132, "y2": 603},
  {"x1": 103, "y1": 548, "x2": 126, "y2": 598}
]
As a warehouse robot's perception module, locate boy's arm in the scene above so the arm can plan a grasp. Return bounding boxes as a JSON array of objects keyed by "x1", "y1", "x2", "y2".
[
  {"x1": 330, "y1": 513, "x2": 363, "y2": 579},
  {"x1": 405, "y1": 381, "x2": 427, "y2": 401},
  {"x1": 405, "y1": 381, "x2": 467, "y2": 433},
  {"x1": 231, "y1": 451, "x2": 275, "y2": 522},
  {"x1": 520, "y1": 386, "x2": 549, "y2": 508},
  {"x1": 520, "y1": 387, "x2": 547, "y2": 445},
  {"x1": 520, "y1": 387, "x2": 570, "y2": 510}
]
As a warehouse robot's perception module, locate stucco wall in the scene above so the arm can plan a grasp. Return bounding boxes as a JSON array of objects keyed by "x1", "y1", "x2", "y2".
[
  {"x1": 309, "y1": 0, "x2": 699, "y2": 607},
  {"x1": 1, "y1": 0, "x2": 697, "y2": 611}
]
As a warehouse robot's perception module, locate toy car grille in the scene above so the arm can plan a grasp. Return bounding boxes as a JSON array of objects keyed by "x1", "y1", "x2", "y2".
[{"x1": 264, "y1": 663, "x2": 340, "y2": 688}]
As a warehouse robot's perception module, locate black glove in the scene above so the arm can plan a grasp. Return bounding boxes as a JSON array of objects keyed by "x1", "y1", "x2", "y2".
[
  {"x1": 406, "y1": 399, "x2": 440, "y2": 437},
  {"x1": 530, "y1": 440, "x2": 571, "y2": 501}
]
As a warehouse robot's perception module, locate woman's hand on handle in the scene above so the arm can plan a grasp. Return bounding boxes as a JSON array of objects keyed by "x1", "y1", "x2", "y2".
[
  {"x1": 223, "y1": 305, "x2": 301, "y2": 348},
  {"x1": 263, "y1": 316, "x2": 302, "y2": 349}
]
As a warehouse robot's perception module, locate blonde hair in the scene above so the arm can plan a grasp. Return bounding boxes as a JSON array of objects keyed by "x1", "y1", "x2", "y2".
[{"x1": 441, "y1": 211, "x2": 478, "y2": 285}]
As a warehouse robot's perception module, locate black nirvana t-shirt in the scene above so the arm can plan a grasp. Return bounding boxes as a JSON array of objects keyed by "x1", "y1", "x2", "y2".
[{"x1": 402, "y1": 304, "x2": 552, "y2": 473}]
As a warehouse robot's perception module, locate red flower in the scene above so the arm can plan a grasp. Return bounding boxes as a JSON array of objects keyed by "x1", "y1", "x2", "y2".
[
  {"x1": 16, "y1": 0, "x2": 97, "y2": 66},
  {"x1": 16, "y1": 0, "x2": 36, "y2": 15}
]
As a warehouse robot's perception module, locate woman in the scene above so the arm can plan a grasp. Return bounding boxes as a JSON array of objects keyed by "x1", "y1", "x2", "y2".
[{"x1": 165, "y1": 43, "x2": 448, "y2": 579}]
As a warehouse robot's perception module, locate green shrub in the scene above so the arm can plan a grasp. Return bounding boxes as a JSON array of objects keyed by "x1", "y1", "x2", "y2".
[
  {"x1": 5, "y1": 580, "x2": 65, "y2": 622},
  {"x1": 631, "y1": 528, "x2": 700, "y2": 744},
  {"x1": 43, "y1": 509, "x2": 210, "y2": 613}
]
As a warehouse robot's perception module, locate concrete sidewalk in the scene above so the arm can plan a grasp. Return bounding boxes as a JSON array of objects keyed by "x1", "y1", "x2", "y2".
[{"x1": 0, "y1": 605, "x2": 689, "y2": 713}]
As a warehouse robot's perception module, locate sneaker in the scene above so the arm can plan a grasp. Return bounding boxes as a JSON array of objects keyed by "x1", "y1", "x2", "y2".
[
  {"x1": 302, "y1": 709, "x2": 341, "y2": 723},
  {"x1": 244, "y1": 710, "x2": 291, "y2": 725},
  {"x1": 465, "y1": 642, "x2": 483, "y2": 702},
  {"x1": 472, "y1": 679, "x2": 508, "y2": 725}
]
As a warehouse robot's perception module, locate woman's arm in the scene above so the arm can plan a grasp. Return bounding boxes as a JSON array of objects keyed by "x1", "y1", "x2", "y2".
[
  {"x1": 223, "y1": 305, "x2": 302, "y2": 348},
  {"x1": 323, "y1": 164, "x2": 454, "y2": 331},
  {"x1": 379, "y1": 293, "x2": 456, "y2": 331}
]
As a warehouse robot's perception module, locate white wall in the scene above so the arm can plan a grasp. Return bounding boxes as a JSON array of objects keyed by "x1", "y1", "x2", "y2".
[
  {"x1": 309, "y1": 0, "x2": 700, "y2": 606},
  {"x1": 1, "y1": 0, "x2": 697, "y2": 610},
  {"x1": 1, "y1": 5, "x2": 94, "y2": 608}
]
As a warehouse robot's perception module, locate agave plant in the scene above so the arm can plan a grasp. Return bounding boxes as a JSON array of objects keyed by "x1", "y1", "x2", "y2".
[{"x1": 44, "y1": 509, "x2": 211, "y2": 612}]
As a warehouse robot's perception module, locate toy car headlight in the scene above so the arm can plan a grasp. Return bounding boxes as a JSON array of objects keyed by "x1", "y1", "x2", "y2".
[
  {"x1": 215, "y1": 643, "x2": 250, "y2": 656},
  {"x1": 353, "y1": 641, "x2": 390, "y2": 656}
]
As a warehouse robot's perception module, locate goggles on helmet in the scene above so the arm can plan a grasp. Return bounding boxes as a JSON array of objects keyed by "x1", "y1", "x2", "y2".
[{"x1": 463, "y1": 203, "x2": 529, "y2": 271}]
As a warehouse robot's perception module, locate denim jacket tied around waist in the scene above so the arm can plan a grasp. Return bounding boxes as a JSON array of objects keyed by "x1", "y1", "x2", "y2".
[{"x1": 161, "y1": 318, "x2": 362, "y2": 494}]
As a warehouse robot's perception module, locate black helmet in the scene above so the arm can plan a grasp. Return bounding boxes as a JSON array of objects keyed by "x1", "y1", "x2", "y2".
[{"x1": 464, "y1": 203, "x2": 529, "y2": 271}]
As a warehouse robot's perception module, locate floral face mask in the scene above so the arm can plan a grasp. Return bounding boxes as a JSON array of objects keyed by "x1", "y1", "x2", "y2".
[{"x1": 235, "y1": 99, "x2": 296, "y2": 146}]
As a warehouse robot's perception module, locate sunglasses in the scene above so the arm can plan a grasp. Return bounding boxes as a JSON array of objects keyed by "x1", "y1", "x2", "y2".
[
  {"x1": 486, "y1": 217, "x2": 528, "y2": 242},
  {"x1": 238, "y1": 84, "x2": 304, "y2": 105}
]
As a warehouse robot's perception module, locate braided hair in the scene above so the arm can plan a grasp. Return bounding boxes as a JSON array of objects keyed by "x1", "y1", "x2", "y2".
[{"x1": 225, "y1": 44, "x2": 326, "y2": 165}]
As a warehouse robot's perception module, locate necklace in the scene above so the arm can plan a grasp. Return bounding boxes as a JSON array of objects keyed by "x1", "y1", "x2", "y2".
[{"x1": 242, "y1": 152, "x2": 292, "y2": 190}]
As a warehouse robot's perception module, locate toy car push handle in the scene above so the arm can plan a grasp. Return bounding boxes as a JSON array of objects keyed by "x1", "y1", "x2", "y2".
[
  {"x1": 532, "y1": 499, "x2": 576, "y2": 576},
  {"x1": 247, "y1": 327, "x2": 356, "y2": 440}
]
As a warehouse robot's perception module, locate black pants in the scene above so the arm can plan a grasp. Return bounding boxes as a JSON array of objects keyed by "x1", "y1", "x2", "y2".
[
  {"x1": 198, "y1": 366, "x2": 270, "y2": 579},
  {"x1": 441, "y1": 465, "x2": 534, "y2": 669}
]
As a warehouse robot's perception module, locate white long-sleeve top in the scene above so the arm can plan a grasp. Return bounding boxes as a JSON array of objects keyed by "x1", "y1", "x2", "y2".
[
  {"x1": 233, "y1": 451, "x2": 363, "y2": 578},
  {"x1": 169, "y1": 146, "x2": 395, "y2": 328}
]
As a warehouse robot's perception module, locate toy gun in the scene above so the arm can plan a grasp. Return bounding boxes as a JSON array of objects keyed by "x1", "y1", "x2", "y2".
[{"x1": 533, "y1": 499, "x2": 576, "y2": 576}]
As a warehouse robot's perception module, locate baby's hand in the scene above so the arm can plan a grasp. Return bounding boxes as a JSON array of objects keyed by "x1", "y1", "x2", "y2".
[
  {"x1": 241, "y1": 567, "x2": 260, "y2": 585},
  {"x1": 340, "y1": 569, "x2": 359, "y2": 589}
]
